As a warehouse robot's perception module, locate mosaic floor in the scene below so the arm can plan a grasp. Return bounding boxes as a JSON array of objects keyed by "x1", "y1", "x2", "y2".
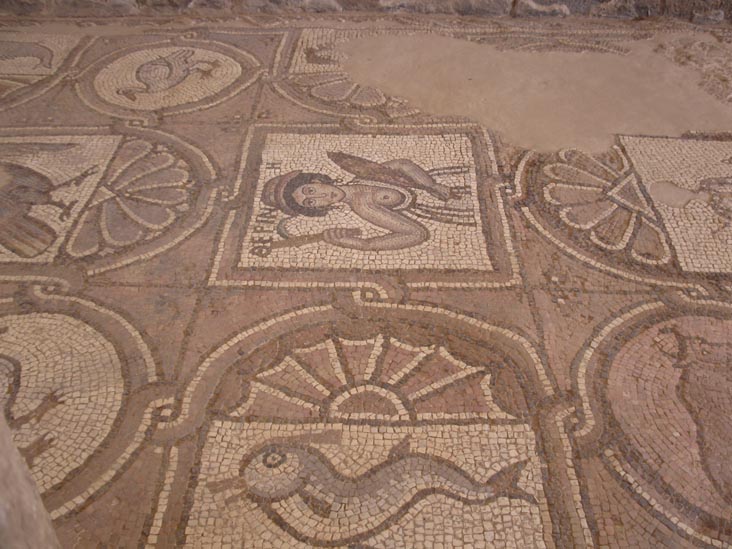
[{"x1": 1, "y1": 13, "x2": 732, "y2": 549}]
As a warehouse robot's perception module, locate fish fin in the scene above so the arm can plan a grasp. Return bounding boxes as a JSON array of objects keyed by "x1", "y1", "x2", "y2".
[
  {"x1": 489, "y1": 459, "x2": 537, "y2": 504},
  {"x1": 388, "y1": 435, "x2": 411, "y2": 459},
  {"x1": 207, "y1": 477, "x2": 247, "y2": 494},
  {"x1": 298, "y1": 488, "x2": 332, "y2": 518}
]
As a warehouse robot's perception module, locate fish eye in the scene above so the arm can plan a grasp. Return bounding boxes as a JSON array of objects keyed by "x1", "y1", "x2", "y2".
[
  {"x1": 304, "y1": 198, "x2": 316, "y2": 208},
  {"x1": 304, "y1": 186, "x2": 315, "y2": 195},
  {"x1": 262, "y1": 449, "x2": 287, "y2": 469}
]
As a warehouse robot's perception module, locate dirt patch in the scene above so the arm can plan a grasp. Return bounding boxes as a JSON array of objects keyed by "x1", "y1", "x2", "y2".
[{"x1": 340, "y1": 33, "x2": 732, "y2": 152}]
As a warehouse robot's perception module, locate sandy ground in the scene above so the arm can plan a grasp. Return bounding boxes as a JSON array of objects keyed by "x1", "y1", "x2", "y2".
[{"x1": 341, "y1": 32, "x2": 732, "y2": 152}]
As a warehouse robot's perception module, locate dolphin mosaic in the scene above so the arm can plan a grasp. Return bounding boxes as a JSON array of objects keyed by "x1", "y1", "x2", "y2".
[{"x1": 208, "y1": 437, "x2": 537, "y2": 546}]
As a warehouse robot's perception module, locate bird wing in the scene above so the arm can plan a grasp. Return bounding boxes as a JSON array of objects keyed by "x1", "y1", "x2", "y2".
[
  {"x1": 0, "y1": 214, "x2": 56, "y2": 258},
  {"x1": 0, "y1": 143, "x2": 77, "y2": 157},
  {"x1": 139, "y1": 60, "x2": 173, "y2": 83},
  {"x1": 326, "y1": 151, "x2": 419, "y2": 190},
  {"x1": 165, "y1": 49, "x2": 195, "y2": 66},
  {"x1": 142, "y1": 49, "x2": 195, "y2": 82}
]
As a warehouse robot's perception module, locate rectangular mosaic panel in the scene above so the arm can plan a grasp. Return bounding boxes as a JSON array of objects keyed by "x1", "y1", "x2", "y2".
[
  {"x1": 187, "y1": 422, "x2": 547, "y2": 548},
  {"x1": 622, "y1": 135, "x2": 732, "y2": 274},
  {"x1": 240, "y1": 133, "x2": 492, "y2": 271}
]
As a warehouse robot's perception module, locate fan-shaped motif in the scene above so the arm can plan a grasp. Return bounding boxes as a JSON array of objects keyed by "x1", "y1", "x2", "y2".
[
  {"x1": 233, "y1": 335, "x2": 516, "y2": 423},
  {"x1": 543, "y1": 148, "x2": 672, "y2": 265},
  {"x1": 66, "y1": 137, "x2": 193, "y2": 258}
]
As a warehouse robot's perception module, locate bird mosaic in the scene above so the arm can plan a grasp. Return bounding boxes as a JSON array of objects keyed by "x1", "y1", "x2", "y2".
[
  {"x1": 0, "y1": 143, "x2": 95, "y2": 258},
  {"x1": 116, "y1": 49, "x2": 222, "y2": 102},
  {"x1": 0, "y1": 40, "x2": 54, "y2": 69}
]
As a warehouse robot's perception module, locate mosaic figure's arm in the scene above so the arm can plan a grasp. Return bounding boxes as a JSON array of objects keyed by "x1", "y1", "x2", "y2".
[{"x1": 324, "y1": 203, "x2": 429, "y2": 251}]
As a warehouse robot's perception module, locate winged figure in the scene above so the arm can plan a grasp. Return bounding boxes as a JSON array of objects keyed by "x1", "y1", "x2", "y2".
[{"x1": 260, "y1": 151, "x2": 473, "y2": 252}]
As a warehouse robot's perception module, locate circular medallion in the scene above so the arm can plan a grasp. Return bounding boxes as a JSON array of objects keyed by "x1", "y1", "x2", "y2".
[
  {"x1": 0, "y1": 313, "x2": 124, "y2": 493},
  {"x1": 78, "y1": 40, "x2": 261, "y2": 119},
  {"x1": 94, "y1": 47, "x2": 242, "y2": 111}
]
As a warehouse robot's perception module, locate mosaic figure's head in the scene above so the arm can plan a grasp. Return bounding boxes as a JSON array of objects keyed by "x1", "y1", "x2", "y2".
[
  {"x1": 239, "y1": 444, "x2": 308, "y2": 500},
  {"x1": 261, "y1": 171, "x2": 344, "y2": 217}
]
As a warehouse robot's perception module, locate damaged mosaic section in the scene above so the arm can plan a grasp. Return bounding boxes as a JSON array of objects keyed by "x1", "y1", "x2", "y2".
[{"x1": 0, "y1": 13, "x2": 731, "y2": 549}]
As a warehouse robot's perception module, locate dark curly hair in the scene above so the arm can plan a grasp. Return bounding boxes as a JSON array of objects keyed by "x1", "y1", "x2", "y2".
[{"x1": 281, "y1": 172, "x2": 338, "y2": 217}]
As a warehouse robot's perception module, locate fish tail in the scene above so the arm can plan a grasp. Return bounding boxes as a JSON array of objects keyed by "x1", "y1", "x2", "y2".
[
  {"x1": 489, "y1": 459, "x2": 537, "y2": 504},
  {"x1": 224, "y1": 490, "x2": 247, "y2": 506}
]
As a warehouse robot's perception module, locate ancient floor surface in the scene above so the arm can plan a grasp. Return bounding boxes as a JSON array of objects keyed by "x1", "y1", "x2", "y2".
[{"x1": 1, "y1": 13, "x2": 732, "y2": 549}]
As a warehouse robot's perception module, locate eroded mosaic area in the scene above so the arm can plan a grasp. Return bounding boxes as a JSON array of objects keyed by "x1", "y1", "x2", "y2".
[{"x1": 1, "y1": 13, "x2": 732, "y2": 549}]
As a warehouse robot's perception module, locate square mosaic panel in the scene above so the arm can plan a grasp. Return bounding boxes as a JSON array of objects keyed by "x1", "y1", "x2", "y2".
[{"x1": 211, "y1": 124, "x2": 518, "y2": 290}]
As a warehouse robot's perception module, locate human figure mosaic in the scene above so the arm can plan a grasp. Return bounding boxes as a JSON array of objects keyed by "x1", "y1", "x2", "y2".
[{"x1": 242, "y1": 134, "x2": 486, "y2": 268}]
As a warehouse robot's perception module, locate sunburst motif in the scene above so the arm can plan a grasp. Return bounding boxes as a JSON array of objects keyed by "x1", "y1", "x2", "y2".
[{"x1": 232, "y1": 335, "x2": 515, "y2": 422}]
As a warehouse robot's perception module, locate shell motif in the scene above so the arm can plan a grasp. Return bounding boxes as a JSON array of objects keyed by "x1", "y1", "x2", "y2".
[
  {"x1": 542, "y1": 148, "x2": 671, "y2": 265},
  {"x1": 226, "y1": 334, "x2": 517, "y2": 424},
  {"x1": 66, "y1": 138, "x2": 193, "y2": 258}
]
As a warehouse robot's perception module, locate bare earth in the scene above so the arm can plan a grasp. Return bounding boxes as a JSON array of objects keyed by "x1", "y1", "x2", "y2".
[{"x1": 341, "y1": 32, "x2": 732, "y2": 152}]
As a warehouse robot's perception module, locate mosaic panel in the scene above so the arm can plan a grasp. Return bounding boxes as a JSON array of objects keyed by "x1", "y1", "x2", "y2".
[
  {"x1": 623, "y1": 135, "x2": 732, "y2": 273},
  {"x1": 75, "y1": 35, "x2": 263, "y2": 121},
  {"x1": 0, "y1": 34, "x2": 80, "y2": 76},
  {"x1": 0, "y1": 14, "x2": 730, "y2": 549},
  {"x1": 1, "y1": 313, "x2": 123, "y2": 492},
  {"x1": 572, "y1": 300, "x2": 732, "y2": 547},
  {"x1": 189, "y1": 423, "x2": 545, "y2": 548},
  {"x1": 0, "y1": 32, "x2": 91, "y2": 110},
  {"x1": 0, "y1": 134, "x2": 121, "y2": 262},
  {"x1": 212, "y1": 124, "x2": 518, "y2": 292},
  {"x1": 163, "y1": 302, "x2": 567, "y2": 548},
  {"x1": 241, "y1": 133, "x2": 490, "y2": 271}
]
